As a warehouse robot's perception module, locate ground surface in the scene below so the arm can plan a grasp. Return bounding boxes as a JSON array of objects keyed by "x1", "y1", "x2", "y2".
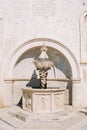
[{"x1": 0, "y1": 105, "x2": 87, "y2": 130}]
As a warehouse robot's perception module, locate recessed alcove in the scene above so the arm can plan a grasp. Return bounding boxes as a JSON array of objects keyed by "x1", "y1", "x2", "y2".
[{"x1": 13, "y1": 46, "x2": 72, "y2": 105}]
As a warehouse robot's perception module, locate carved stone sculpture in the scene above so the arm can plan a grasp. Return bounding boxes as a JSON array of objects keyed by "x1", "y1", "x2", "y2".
[{"x1": 34, "y1": 45, "x2": 53, "y2": 89}]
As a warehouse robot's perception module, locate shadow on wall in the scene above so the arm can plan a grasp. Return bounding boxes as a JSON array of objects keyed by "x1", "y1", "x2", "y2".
[
  {"x1": 26, "y1": 70, "x2": 41, "y2": 88},
  {"x1": 17, "y1": 70, "x2": 41, "y2": 107}
]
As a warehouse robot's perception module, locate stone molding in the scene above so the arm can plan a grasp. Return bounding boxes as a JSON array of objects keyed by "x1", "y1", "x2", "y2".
[
  {"x1": 80, "y1": 12, "x2": 87, "y2": 64},
  {"x1": 4, "y1": 78, "x2": 80, "y2": 82}
]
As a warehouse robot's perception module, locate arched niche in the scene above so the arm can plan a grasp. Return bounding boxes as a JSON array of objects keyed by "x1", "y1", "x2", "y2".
[
  {"x1": 14, "y1": 46, "x2": 72, "y2": 79},
  {"x1": 4, "y1": 38, "x2": 80, "y2": 105}
]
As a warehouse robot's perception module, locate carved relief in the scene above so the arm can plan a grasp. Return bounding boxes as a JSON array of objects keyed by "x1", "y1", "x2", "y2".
[
  {"x1": 23, "y1": 92, "x2": 31, "y2": 110},
  {"x1": 54, "y1": 93, "x2": 64, "y2": 111},
  {"x1": 55, "y1": 95, "x2": 60, "y2": 107},
  {"x1": 25, "y1": 95, "x2": 31, "y2": 109},
  {"x1": 22, "y1": 88, "x2": 65, "y2": 113},
  {"x1": 40, "y1": 95, "x2": 48, "y2": 111},
  {"x1": 33, "y1": 94, "x2": 51, "y2": 113}
]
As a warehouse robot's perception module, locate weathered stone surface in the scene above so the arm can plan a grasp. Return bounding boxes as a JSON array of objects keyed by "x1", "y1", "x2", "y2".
[
  {"x1": 0, "y1": 0, "x2": 87, "y2": 110},
  {"x1": 0, "y1": 106, "x2": 87, "y2": 130},
  {"x1": 22, "y1": 88, "x2": 65, "y2": 113}
]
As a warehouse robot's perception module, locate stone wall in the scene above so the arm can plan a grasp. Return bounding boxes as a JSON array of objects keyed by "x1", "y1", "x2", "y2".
[{"x1": 0, "y1": 0, "x2": 87, "y2": 107}]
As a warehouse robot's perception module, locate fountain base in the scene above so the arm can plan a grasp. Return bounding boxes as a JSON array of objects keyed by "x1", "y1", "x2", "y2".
[{"x1": 22, "y1": 88, "x2": 65, "y2": 113}]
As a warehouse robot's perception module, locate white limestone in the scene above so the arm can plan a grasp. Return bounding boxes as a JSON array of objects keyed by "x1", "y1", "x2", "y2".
[
  {"x1": 22, "y1": 88, "x2": 65, "y2": 113},
  {"x1": 0, "y1": 0, "x2": 87, "y2": 109}
]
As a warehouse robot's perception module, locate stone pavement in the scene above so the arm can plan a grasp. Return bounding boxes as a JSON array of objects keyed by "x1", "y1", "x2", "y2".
[{"x1": 0, "y1": 105, "x2": 87, "y2": 130}]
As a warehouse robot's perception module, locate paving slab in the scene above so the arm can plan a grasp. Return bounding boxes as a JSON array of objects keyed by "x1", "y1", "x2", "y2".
[{"x1": 0, "y1": 105, "x2": 87, "y2": 130}]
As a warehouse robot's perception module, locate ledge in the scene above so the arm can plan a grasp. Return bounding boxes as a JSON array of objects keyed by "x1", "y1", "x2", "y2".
[
  {"x1": 22, "y1": 87, "x2": 65, "y2": 93},
  {"x1": 4, "y1": 78, "x2": 80, "y2": 82}
]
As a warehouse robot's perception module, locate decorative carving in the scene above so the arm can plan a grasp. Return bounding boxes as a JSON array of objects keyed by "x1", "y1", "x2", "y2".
[
  {"x1": 23, "y1": 93, "x2": 31, "y2": 109},
  {"x1": 40, "y1": 96, "x2": 47, "y2": 110},
  {"x1": 25, "y1": 98, "x2": 31, "y2": 109},
  {"x1": 55, "y1": 95, "x2": 60, "y2": 107},
  {"x1": 54, "y1": 93, "x2": 64, "y2": 110},
  {"x1": 39, "y1": 69, "x2": 48, "y2": 89},
  {"x1": 22, "y1": 88, "x2": 65, "y2": 113},
  {"x1": 34, "y1": 45, "x2": 53, "y2": 89}
]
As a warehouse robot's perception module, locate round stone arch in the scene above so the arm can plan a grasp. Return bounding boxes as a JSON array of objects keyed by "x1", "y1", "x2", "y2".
[{"x1": 4, "y1": 38, "x2": 79, "y2": 80}]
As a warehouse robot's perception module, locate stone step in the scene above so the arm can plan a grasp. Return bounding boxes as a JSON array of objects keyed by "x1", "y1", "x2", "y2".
[
  {"x1": 9, "y1": 111, "x2": 61, "y2": 122},
  {"x1": 0, "y1": 112, "x2": 65, "y2": 130},
  {"x1": 0, "y1": 111, "x2": 26, "y2": 128},
  {"x1": 8, "y1": 111, "x2": 28, "y2": 121},
  {"x1": 1, "y1": 106, "x2": 85, "y2": 130},
  {"x1": 8, "y1": 105, "x2": 76, "y2": 122}
]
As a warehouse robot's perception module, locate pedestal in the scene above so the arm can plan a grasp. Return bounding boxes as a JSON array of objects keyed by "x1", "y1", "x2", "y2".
[{"x1": 22, "y1": 88, "x2": 65, "y2": 113}]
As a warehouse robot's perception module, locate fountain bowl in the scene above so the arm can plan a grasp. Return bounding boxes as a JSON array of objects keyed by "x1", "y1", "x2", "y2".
[{"x1": 33, "y1": 60, "x2": 53, "y2": 70}]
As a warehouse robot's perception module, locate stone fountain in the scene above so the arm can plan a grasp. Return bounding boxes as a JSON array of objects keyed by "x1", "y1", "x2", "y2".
[
  {"x1": 22, "y1": 45, "x2": 65, "y2": 113},
  {"x1": 33, "y1": 45, "x2": 53, "y2": 89}
]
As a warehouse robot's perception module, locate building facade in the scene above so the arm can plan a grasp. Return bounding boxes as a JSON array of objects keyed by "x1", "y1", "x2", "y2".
[{"x1": 0, "y1": 0, "x2": 87, "y2": 108}]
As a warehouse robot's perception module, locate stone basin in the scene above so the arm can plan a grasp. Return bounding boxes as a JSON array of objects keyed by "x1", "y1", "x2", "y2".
[{"x1": 22, "y1": 88, "x2": 65, "y2": 113}]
